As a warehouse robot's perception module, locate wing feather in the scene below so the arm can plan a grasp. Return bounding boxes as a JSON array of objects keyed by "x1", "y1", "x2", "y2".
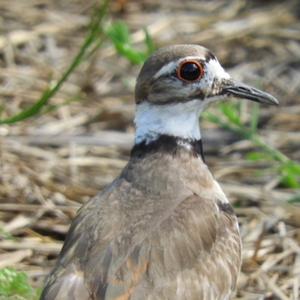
[{"x1": 41, "y1": 158, "x2": 241, "y2": 300}]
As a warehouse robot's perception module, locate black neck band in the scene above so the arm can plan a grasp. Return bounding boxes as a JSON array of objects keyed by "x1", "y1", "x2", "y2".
[{"x1": 131, "y1": 135, "x2": 205, "y2": 161}]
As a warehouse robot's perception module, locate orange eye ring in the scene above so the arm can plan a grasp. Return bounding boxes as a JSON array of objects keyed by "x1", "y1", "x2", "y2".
[{"x1": 177, "y1": 60, "x2": 204, "y2": 82}]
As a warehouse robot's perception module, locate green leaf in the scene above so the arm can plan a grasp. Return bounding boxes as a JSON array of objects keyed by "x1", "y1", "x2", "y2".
[
  {"x1": 280, "y1": 161, "x2": 300, "y2": 175},
  {"x1": 0, "y1": 268, "x2": 40, "y2": 299},
  {"x1": 281, "y1": 174, "x2": 300, "y2": 188},
  {"x1": 246, "y1": 151, "x2": 272, "y2": 161},
  {"x1": 219, "y1": 103, "x2": 241, "y2": 126},
  {"x1": 203, "y1": 112, "x2": 221, "y2": 124},
  {"x1": 114, "y1": 43, "x2": 146, "y2": 64},
  {"x1": 106, "y1": 21, "x2": 131, "y2": 45},
  {"x1": 279, "y1": 161, "x2": 300, "y2": 188},
  {"x1": 106, "y1": 21, "x2": 154, "y2": 65}
]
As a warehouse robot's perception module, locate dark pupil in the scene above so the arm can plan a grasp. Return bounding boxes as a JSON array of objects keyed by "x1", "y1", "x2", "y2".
[{"x1": 180, "y1": 63, "x2": 200, "y2": 81}]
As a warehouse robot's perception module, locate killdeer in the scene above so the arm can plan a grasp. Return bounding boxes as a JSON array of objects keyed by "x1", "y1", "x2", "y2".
[{"x1": 41, "y1": 44, "x2": 278, "y2": 300}]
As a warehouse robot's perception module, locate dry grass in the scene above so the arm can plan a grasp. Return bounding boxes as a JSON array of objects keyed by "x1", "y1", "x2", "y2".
[{"x1": 0, "y1": 0, "x2": 299, "y2": 299}]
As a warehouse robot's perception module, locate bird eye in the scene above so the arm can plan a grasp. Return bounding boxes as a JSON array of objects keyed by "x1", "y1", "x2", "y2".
[{"x1": 177, "y1": 61, "x2": 204, "y2": 82}]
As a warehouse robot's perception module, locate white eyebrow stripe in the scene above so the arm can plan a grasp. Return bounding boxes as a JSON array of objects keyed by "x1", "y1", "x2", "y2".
[
  {"x1": 206, "y1": 59, "x2": 230, "y2": 80},
  {"x1": 153, "y1": 61, "x2": 177, "y2": 79},
  {"x1": 153, "y1": 56, "x2": 206, "y2": 79}
]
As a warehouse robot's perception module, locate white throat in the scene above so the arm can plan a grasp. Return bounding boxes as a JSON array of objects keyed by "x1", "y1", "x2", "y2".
[{"x1": 134, "y1": 100, "x2": 204, "y2": 144}]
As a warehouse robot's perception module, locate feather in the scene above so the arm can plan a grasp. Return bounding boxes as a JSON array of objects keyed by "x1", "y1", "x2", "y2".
[{"x1": 41, "y1": 140, "x2": 241, "y2": 300}]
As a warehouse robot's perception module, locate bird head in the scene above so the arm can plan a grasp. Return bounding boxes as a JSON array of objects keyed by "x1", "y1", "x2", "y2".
[{"x1": 134, "y1": 44, "x2": 278, "y2": 144}]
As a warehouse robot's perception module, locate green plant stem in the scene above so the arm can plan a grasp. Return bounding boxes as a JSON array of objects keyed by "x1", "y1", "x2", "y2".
[
  {"x1": 0, "y1": 0, "x2": 110, "y2": 125},
  {"x1": 210, "y1": 114, "x2": 290, "y2": 164},
  {"x1": 251, "y1": 134, "x2": 289, "y2": 163}
]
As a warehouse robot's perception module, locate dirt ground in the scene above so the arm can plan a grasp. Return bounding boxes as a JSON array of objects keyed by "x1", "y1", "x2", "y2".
[{"x1": 0, "y1": 0, "x2": 299, "y2": 299}]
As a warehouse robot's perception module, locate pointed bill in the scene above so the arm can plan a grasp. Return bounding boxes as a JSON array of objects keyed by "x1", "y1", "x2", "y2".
[{"x1": 222, "y1": 80, "x2": 279, "y2": 105}]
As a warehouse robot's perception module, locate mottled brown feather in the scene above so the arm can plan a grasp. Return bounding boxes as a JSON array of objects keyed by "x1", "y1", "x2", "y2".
[{"x1": 41, "y1": 145, "x2": 241, "y2": 300}]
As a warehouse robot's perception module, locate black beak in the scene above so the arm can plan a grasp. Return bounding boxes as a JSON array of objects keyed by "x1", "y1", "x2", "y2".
[{"x1": 222, "y1": 80, "x2": 279, "y2": 106}]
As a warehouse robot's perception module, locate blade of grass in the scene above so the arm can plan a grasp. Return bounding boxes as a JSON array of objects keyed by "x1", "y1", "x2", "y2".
[
  {"x1": 246, "y1": 151, "x2": 273, "y2": 161},
  {"x1": 0, "y1": 0, "x2": 110, "y2": 125},
  {"x1": 219, "y1": 102, "x2": 241, "y2": 126},
  {"x1": 206, "y1": 102, "x2": 300, "y2": 189}
]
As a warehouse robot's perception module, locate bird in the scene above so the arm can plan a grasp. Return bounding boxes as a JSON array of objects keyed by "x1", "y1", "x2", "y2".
[{"x1": 41, "y1": 44, "x2": 278, "y2": 300}]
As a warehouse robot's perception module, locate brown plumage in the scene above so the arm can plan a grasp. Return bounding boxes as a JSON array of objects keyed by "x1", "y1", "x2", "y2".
[{"x1": 41, "y1": 45, "x2": 278, "y2": 300}]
